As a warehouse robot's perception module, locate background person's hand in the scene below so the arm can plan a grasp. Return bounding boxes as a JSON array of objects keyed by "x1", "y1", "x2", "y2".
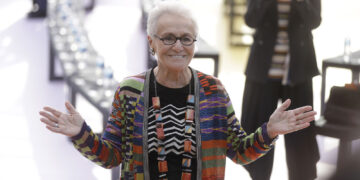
[
  {"x1": 39, "y1": 101, "x2": 85, "y2": 137},
  {"x1": 267, "y1": 99, "x2": 316, "y2": 139}
]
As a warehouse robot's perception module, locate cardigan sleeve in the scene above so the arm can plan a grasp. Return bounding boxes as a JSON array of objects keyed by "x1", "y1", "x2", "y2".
[
  {"x1": 71, "y1": 85, "x2": 124, "y2": 169},
  {"x1": 223, "y1": 85, "x2": 276, "y2": 165}
]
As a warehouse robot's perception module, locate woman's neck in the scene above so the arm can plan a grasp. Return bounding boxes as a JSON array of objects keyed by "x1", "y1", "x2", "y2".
[{"x1": 154, "y1": 66, "x2": 191, "y2": 88}]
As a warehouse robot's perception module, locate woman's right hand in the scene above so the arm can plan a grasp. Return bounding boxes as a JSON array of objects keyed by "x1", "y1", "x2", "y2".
[{"x1": 39, "y1": 101, "x2": 85, "y2": 137}]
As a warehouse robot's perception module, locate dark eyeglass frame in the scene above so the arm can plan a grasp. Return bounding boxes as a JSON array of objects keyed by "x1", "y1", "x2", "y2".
[{"x1": 153, "y1": 34, "x2": 197, "y2": 46}]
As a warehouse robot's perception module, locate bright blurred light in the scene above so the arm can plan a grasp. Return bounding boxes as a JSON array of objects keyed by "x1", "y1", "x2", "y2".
[
  {"x1": 0, "y1": 1, "x2": 30, "y2": 31},
  {"x1": 1, "y1": 36, "x2": 12, "y2": 47},
  {"x1": 0, "y1": 61, "x2": 29, "y2": 111},
  {"x1": 190, "y1": 58, "x2": 215, "y2": 76}
]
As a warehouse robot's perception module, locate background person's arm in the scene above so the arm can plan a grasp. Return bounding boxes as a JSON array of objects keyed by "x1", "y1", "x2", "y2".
[
  {"x1": 291, "y1": 0, "x2": 322, "y2": 30},
  {"x1": 245, "y1": 0, "x2": 276, "y2": 28}
]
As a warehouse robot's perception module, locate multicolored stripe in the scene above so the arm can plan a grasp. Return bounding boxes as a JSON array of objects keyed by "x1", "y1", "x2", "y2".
[{"x1": 71, "y1": 70, "x2": 275, "y2": 179}]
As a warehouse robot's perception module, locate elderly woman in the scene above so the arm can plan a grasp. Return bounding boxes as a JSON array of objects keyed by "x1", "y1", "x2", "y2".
[{"x1": 39, "y1": 1, "x2": 316, "y2": 180}]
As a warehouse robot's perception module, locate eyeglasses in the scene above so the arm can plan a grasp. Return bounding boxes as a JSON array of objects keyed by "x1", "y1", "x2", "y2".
[{"x1": 154, "y1": 34, "x2": 197, "y2": 46}]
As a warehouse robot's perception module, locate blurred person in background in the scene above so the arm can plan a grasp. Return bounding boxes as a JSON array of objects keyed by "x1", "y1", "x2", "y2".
[{"x1": 241, "y1": 0, "x2": 321, "y2": 180}]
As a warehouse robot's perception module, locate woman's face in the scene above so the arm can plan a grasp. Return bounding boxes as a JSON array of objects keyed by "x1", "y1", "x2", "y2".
[{"x1": 149, "y1": 13, "x2": 196, "y2": 72}]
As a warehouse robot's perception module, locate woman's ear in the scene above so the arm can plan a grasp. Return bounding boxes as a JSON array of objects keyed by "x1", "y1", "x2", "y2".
[
  {"x1": 148, "y1": 35, "x2": 156, "y2": 56},
  {"x1": 147, "y1": 35, "x2": 153, "y2": 48}
]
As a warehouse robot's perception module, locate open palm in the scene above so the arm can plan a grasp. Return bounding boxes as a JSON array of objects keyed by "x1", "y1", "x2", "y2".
[
  {"x1": 267, "y1": 99, "x2": 316, "y2": 138},
  {"x1": 39, "y1": 101, "x2": 84, "y2": 137}
]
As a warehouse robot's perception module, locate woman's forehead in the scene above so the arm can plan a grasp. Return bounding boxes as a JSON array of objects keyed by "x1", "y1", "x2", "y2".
[{"x1": 156, "y1": 14, "x2": 196, "y2": 35}]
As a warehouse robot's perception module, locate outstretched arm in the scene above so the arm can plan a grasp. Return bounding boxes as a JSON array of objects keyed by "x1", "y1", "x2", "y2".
[
  {"x1": 223, "y1": 84, "x2": 315, "y2": 165},
  {"x1": 244, "y1": 0, "x2": 275, "y2": 28},
  {"x1": 291, "y1": 0, "x2": 322, "y2": 30},
  {"x1": 39, "y1": 87, "x2": 124, "y2": 169}
]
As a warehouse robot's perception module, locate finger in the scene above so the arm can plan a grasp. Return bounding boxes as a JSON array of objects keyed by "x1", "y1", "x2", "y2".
[
  {"x1": 278, "y1": 99, "x2": 291, "y2": 112},
  {"x1": 293, "y1": 105, "x2": 313, "y2": 115},
  {"x1": 296, "y1": 111, "x2": 316, "y2": 120},
  {"x1": 65, "y1": 101, "x2": 77, "y2": 114},
  {"x1": 298, "y1": 116, "x2": 315, "y2": 124},
  {"x1": 43, "y1": 106, "x2": 62, "y2": 117},
  {"x1": 39, "y1": 111, "x2": 58, "y2": 123},
  {"x1": 46, "y1": 125, "x2": 62, "y2": 134},
  {"x1": 295, "y1": 114, "x2": 315, "y2": 127},
  {"x1": 294, "y1": 122, "x2": 310, "y2": 131},
  {"x1": 40, "y1": 117, "x2": 57, "y2": 127}
]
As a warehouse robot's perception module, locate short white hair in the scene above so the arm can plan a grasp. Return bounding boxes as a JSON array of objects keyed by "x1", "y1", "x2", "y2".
[{"x1": 146, "y1": 1, "x2": 198, "y2": 37}]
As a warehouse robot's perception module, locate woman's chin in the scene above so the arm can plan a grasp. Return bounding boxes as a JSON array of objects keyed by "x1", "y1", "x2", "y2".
[
  {"x1": 166, "y1": 64, "x2": 189, "y2": 72},
  {"x1": 162, "y1": 61, "x2": 188, "y2": 69}
]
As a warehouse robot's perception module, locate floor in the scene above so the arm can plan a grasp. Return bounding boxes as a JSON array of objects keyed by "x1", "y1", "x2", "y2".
[{"x1": 0, "y1": 0, "x2": 360, "y2": 179}]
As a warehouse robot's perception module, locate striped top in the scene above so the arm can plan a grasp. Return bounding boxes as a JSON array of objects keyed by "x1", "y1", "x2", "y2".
[
  {"x1": 147, "y1": 70, "x2": 197, "y2": 179},
  {"x1": 148, "y1": 105, "x2": 197, "y2": 155},
  {"x1": 268, "y1": 0, "x2": 291, "y2": 83},
  {"x1": 147, "y1": 70, "x2": 197, "y2": 156},
  {"x1": 71, "y1": 69, "x2": 276, "y2": 180}
]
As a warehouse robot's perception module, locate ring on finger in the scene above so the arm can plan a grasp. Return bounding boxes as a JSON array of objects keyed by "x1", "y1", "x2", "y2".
[{"x1": 54, "y1": 123, "x2": 59, "y2": 128}]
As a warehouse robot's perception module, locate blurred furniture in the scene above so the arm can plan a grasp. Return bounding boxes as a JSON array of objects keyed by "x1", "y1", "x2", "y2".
[
  {"x1": 49, "y1": 36, "x2": 64, "y2": 81},
  {"x1": 28, "y1": 0, "x2": 47, "y2": 18},
  {"x1": 315, "y1": 50, "x2": 360, "y2": 173},
  {"x1": 29, "y1": 0, "x2": 95, "y2": 18},
  {"x1": 48, "y1": 0, "x2": 96, "y2": 81},
  {"x1": 47, "y1": 1, "x2": 119, "y2": 179},
  {"x1": 47, "y1": 0, "x2": 115, "y2": 133},
  {"x1": 320, "y1": 51, "x2": 360, "y2": 114}
]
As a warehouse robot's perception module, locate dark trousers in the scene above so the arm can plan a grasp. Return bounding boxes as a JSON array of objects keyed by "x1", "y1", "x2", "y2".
[{"x1": 241, "y1": 79, "x2": 320, "y2": 180}]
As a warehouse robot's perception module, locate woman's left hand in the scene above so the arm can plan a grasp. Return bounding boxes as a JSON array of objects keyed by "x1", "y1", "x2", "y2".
[{"x1": 267, "y1": 99, "x2": 316, "y2": 139}]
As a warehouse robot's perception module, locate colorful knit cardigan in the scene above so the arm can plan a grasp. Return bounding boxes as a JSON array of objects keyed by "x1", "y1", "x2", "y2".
[{"x1": 71, "y1": 69, "x2": 275, "y2": 180}]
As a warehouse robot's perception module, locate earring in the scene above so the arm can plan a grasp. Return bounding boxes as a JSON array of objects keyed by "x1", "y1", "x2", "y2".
[{"x1": 150, "y1": 48, "x2": 155, "y2": 56}]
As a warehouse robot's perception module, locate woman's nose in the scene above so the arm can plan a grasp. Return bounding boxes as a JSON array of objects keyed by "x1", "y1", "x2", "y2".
[{"x1": 172, "y1": 40, "x2": 184, "y2": 51}]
